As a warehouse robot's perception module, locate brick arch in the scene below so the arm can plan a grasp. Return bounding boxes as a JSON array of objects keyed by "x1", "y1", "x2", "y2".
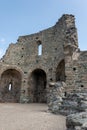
[
  {"x1": 0, "y1": 66, "x2": 23, "y2": 79},
  {"x1": 28, "y1": 68, "x2": 47, "y2": 103},
  {"x1": 0, "y1": 68, "x2": 22, "y2": 102}
]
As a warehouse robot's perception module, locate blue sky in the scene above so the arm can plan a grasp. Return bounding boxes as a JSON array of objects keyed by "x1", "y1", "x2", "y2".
[{"x1": 0, "y1": 0, "x2": 87, "y2": 58}]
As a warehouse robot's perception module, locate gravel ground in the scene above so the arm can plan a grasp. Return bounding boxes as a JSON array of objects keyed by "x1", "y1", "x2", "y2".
[{"x1": 0, "y1": 103, "x2": 66, "y2": 130}]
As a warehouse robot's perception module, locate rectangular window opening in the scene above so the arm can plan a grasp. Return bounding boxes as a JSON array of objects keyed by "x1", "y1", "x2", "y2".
[{"x1": 38, "y1": 44, "x2": 42, "y2": 56}]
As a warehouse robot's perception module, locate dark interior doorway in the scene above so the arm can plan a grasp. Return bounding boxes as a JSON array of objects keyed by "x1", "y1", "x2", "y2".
[
  {"x1": 30, "y1": 69, "x2": 47, "y2": 103},
  {"x1": 56, "y1": 60, "x2": 65, "y2": 81},
  {"x1": 0, "y1": 69, "x2": 21, "y2": 102}
]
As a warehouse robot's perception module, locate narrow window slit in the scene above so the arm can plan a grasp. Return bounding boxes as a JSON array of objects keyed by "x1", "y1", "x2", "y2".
[
  {"x1": 38, "y1": 41, "x2": 42, "y2": 56},
  {"x1": 8, "y1": 83, "x2": 12, "y2": 91}
]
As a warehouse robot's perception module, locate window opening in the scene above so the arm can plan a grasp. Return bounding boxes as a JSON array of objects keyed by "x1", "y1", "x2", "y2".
[
  {"x1": 38, "y1": 43, "x2": 42, "y2": 56},
  {"x1": 8, "y1": 83, "x2": 12, "y2": 91}
]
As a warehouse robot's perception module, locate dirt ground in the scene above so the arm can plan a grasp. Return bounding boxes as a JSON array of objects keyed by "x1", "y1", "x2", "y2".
[{"x1": 0, "y1": 103, "x2": 66, "y2": 130}]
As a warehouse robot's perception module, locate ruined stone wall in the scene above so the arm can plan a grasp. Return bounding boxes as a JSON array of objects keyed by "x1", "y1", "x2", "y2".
[
  {"x1": 63, "y1": 15, "x2": 78, "y2": 91},
  {"x1": 69, "y1": 51, "x2": 87, "y2": 91},
  {"x1": 78, "y1": 51, "x2": 87, "y2": 89},
  {"x1": 0, "y1": 14, "x2": 79, "y2": 103}
]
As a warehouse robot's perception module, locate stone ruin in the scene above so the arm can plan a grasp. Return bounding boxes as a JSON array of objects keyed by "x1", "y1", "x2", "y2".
[{"x1": 0, "y1": 14, "x2": 87, "y2": 129}]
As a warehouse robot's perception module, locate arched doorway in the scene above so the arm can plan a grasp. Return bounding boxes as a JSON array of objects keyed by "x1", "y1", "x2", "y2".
[
  {"x1": 0, "y1": 69, "x2": 22, "y2": 102},
  {"x1": 56, "y1": 60, "x2": 65, "y2": 81},
  {"x1": 29, "y1": 69, "x2": 47, "y2": 103}
]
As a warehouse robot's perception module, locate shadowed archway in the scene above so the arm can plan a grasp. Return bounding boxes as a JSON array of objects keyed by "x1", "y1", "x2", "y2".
[
  {"x1": 56, "y1": 60, "x2": 65, "y2": 82},
  {"x1": 29, "y1": 69, "x2": 47, "y2": 103},
  {"x1": 0, "y1": 69, "x2": 22, "y2": 102}
]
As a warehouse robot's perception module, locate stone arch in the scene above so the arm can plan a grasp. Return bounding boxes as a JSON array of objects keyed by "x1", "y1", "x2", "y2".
[
  {"x1": 29, "y1": 69, "x2": 47, "y2": 103},
  {"x1": 0, "y1": 69, "x2": 22, "y2": 102},
  {"x1": 0, "y1": 66, "x2": 23, "y2": 79},
  {"x1": 56, "y1": 59, "x2": 65, "y2": 82}
]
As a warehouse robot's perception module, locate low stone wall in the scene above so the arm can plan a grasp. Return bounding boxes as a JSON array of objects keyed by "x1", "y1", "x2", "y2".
[
  {"x1": 48, "y1": 81, "x2": 66, "y2": 114},
  {"x1": 60, "y1": 90, "x2": 87, "y2": 115},
  {"x1": 48, "y1": 82, "x2": 87, "y2": 130},
  {"x1": 66, "y1": 90, "x2": 87, "y2": 130},
  {"x1": 48, "y1": 81, "x2": 87, "y2": 115},
  {"x1": 66, "y1": 112, "x2": 87, "y2": 130}
]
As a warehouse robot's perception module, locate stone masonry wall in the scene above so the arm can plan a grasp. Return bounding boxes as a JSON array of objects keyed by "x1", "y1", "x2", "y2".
[
  {"x1": 1, "y1": 13, "x2": 87, "y2": 129},
  {"x1": 0, "y1": 14, "x2": 79, "y2": 103}
]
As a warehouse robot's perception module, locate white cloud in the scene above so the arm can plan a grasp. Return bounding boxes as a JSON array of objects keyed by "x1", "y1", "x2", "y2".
[{"x1": 0, "y1": 38, "x2": 6, "y2": 43}]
